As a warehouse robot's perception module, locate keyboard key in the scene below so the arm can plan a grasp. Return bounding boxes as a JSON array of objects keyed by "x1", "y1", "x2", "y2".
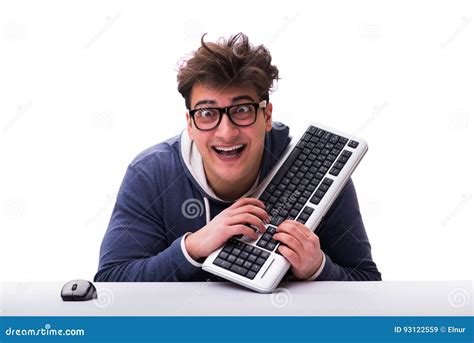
[
  {"x1": 260, "y1": 251, "x2": 270, "y2": 259},
  {"x1": 348, "y1": 140, "x2": 359, "y2": 148},
  {"x1": 298, "y1": 212, "x2": 310, "y2": 222},
  {"x1": 230, "y1": 264, "x2": 248, "y2": 276},
  {"x1": 315, "y1": 190, "x2": 325, "y2": 198},
  {"x1": 302, "y1": 133, "x2": 312, "y2": 142},
  {"x1": 325, "y1": 142, "x2": 334, "y2": 150},
  {"x1": 323, "y1": 178, "x2": 334, "y2": 186},
  {"x1": 315, "y1": 129, "x2": 325, "y2": 137},
  {"x1": 244, "y1": 245, "x2": 254, "y2": 253},
  {"x1": 250, "y1": 264, "x2": 261, "y2": 272},
  {"x1": 337, "y1": 155, "x2": 348, "y2": 163},
  {"x1": 213, "y1": 258, "x2": 232, "y2": 270},
  {"x1": 247, "y1": 254, "x2": 257, "y2": 263},
  {"x1": 256, "y1": 257, "x2": 266, "y2": 266},
  {"x1": 318, "y1": 166, "x2": 328, "y2": 174},
  {"x1": 266, "y1": 242, "x2": 277, "y2": 251},
  {"x1": 329, "y1": 167, "x2": 340, "y2": 176},
  {"x1": 270, "y1": 216, "x2": 284, "y2": 226},
  {"x1": 246, "y1": 271, "x2": 257, "y2": 279},
  {"x1": 319, "y1": 184, "x2": 329, "y2": 192},
  {"x1": 338, "y1": 137, "x2": 348, "y2": 145},
  {"x1": 218, "y1": 251, "x2": 229, "y2": 260},
  {"x1": 329, "y1": 135, "x2": 340, "y2": 143},
  {"x1": 240, "y1": 251, "x2": 249, "y2": 260},
  {"x1": 342, "y1": 150, "x2": 352, "y2": 158},
  {"x1": 266, "y1": 226, "x2": 276, "y2": 234}
]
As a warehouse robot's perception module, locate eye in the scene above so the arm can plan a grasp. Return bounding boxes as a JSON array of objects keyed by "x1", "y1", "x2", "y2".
[
  {"x1": 197, "y1": 109, "x2": 216, "y2": 118},
  {"x1": 235, "y1": 105, "x2": 251, "y2": 113}
]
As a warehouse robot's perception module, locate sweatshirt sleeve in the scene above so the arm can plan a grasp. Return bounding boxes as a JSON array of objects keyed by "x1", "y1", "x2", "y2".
[
  {"x1": 94, "y1": 164, "x2": 202, "y2": 282},
  {"x1": 314, "y1": 179, "x2": 382, "y2": 281}
]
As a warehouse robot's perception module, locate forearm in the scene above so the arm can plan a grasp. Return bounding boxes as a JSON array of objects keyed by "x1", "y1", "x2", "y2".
[
  {"x1": 94, "y1": 236, "x2": 201, "y2": 282},
  {"x1": 316, "y1": 253, "x2": 381, "y2": 281}
]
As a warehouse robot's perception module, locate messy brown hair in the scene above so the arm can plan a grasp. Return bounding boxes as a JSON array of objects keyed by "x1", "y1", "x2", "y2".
[{"x1": 177, "y1": 33, "x2": 280, "y2": 109}]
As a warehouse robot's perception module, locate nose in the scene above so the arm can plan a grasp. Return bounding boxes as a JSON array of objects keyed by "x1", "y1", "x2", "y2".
[{"x1": 215, "y1": 113, "x2": 239, "y2": 139}]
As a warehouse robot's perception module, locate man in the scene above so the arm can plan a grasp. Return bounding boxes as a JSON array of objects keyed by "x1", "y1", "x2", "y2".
[{"x1": 94, "y1": 33, "x2": 381, "y2": 282}]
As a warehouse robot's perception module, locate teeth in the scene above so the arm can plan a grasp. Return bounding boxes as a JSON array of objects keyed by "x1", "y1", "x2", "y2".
[{"x1": 214, "y1": 144, "x2": 244, "y2": 152}]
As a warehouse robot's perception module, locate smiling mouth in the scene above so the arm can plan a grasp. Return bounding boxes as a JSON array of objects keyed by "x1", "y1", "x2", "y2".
[{"x1": 212, "y1": 144, "x2": 247, "y2": 160}]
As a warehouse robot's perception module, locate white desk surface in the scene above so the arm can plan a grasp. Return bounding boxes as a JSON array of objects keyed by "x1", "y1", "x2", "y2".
[{"x1": 1, "y1": 281, "x2": 472, "y2": 316}]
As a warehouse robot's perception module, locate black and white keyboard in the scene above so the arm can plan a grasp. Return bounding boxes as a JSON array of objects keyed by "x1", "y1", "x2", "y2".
[{"x1": 202, "y1": 122, "x2": 368, "y2": 293}]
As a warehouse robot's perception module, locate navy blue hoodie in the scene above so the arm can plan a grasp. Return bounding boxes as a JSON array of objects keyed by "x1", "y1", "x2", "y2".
[{"x1": 94, "y1": 122, "x2": 381, "y2": 282}]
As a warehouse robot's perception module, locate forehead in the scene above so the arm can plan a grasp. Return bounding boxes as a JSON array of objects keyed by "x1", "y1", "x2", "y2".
[{"x1": 190, "y1": 84, "x2": 258, "y2": 108}]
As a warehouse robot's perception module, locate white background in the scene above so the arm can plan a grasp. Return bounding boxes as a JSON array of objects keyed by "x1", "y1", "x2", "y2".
[{"x1": 1, "y1": 0, "x2": 472, "y2": 282}]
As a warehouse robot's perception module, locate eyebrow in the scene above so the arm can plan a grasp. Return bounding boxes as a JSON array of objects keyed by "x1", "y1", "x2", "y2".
[{"x1": 193, "y1": 95, "x2": 256, "y2": 109}]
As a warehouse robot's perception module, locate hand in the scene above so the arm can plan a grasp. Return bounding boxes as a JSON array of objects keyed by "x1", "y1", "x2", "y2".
[
  {"x1": 273, "y1": 220, "x2": 324, "y2": 280},
  {"x1": 185, "y1": 198, "x2": 269, "y2": 260}
]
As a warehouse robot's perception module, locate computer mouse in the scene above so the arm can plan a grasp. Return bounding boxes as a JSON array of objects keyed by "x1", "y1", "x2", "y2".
[{"x1": 61, "y1": 279, "x2": 97, "y2": 301}]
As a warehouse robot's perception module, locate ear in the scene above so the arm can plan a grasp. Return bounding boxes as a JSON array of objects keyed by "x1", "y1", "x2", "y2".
[
  {"x1": 186, "y1": 112, "x2": 194, "y2": 140},
  {"x1": 264, "y1": 102, "x2": 273, "y2": 132}
]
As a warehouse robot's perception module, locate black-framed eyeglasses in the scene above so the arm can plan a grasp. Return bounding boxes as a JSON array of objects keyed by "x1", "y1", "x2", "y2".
[{"x1": 188, "y1": 100, "x2": 267, "y2": 131}]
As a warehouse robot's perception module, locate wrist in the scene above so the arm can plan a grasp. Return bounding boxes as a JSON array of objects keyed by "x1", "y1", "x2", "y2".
[
  {"x1": 304, "y1": 251, "x2": 324, "y2": 278},
  {"x1": 184, "y1": 233, "x2": 200, "y2": 260}
]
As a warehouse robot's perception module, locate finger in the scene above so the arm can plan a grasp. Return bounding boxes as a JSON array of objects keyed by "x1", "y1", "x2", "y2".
[
  {"x1": 273, "y1": 231, "x2": 304, "y2": 256},
  {"x1": 227, "y1": 213, "x2": 267, "y2": 232},
  {"x1": 230, "y1": 204, "x2": 270, "y2": 223},
  {"x1": 277, "y1": 244, "x2": 299, "y2": 266},
  {"x1": 230, "y1": 224, "x2": 259, "y2": 241},
  {"x1": 276, "y1": 221, "x2": 311, "y2": 244},
  {"x1": 230, "y1": 197, "x2": 265, "y2": 210}
]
